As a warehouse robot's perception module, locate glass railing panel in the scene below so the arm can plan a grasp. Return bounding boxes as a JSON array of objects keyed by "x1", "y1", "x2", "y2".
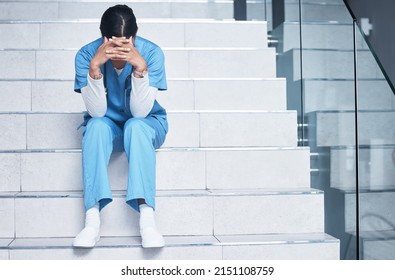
[
  {"x1": 355, "y1": 25, "x2": 395, "y2": 260},
  {"x1": 300, "y1": 0, "x2": 358, "y2": 260}
]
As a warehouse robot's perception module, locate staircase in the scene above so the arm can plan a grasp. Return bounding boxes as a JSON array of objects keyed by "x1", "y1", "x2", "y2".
[
  {"x1": 0, "y1": 0, "x2": 339, "y2": 260},
  {"x1": 273, "y1": 0, "x2": 395, "y2": 259}
]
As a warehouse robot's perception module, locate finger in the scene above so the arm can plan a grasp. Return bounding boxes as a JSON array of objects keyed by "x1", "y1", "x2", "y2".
[{"x1": 104, "y1": 36, "x2": 109, "y2": 43}]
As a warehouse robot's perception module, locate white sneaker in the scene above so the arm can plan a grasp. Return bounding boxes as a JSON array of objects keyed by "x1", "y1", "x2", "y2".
[
  {"x1": 73, "y1": 227, "x2": 100, "y2": 248},
  {"x1": 140, "y1": 227, "x2": 165, "y2": 248}
]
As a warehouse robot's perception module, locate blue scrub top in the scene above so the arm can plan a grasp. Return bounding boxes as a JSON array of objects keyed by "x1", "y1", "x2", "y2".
[{"x1": 74, "y1": 36, "x2": 168, "y2": 131}]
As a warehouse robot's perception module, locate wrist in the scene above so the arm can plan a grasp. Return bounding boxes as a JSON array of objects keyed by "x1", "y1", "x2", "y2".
[
  {"x1": 89, "y1": 63, "x2": 102, "y2": 80},
  {"x1": 133, "y1": 69, "x2": 147, "y2": 78}
]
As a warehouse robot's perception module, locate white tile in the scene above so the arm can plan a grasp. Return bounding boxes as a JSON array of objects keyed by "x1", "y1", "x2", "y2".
[
  {"x1": 0, "y1": 51, "x2": 35, "y2": 79},
  {"x1": 302, "y1": 79, "x2": 394, "y2": 113},
  {"x1": 330, "y1": 147, "x2": 395, "y2": 191},
  {"x1": 0, "y1": 153, "x2": 20, "y2": 192},
  {"x1": 40, "y1": 23, "x2": 99, "y2": 49},
  {"x1": 36, "y1": 50, "x2": 76, "y2": 80},
  {"x1": 0, "y1": 24, "x2": 39, "y2": 49},
  {"x1": 21, "y1": 152, "x2": 82, "y2": 192},
  {"x1": 0, "y1": 81, "x2": 31, "y2": 112},
  {"x1": 0, "y1": 198, "x2": 15, "y2": 238},
  {"x1": 15, "y1": 197, "x2": 84, "y2": 238},
  {"x1": 0, "y1": 2, "x2": 58, "y2": 20},
  {"x1": 162, "y1": 112, "x2": 200, "y2": 148},
  {"x1": 311, "y1": 111, "x2": 395, "y2": 147},
  {"x1": 138, "y1": 22, "x2": 185, "y2": 47},
  {"x1": 156, "y1": 195, "x2": 213, "y2": 236},
  {"x1": 185, "y1": 22, "x2": 267, "y2": 48},
  {"x1": 199, "y1": 112, "x2": 297, "y2": 147},
  {"x1": 156, "y1": 150, "x2": 206, "y2": 190},
  {"x1": 345, "y1": 191, "x2": 395, "y2": 232},
  {"x1": 10, "y1": 245, "x2": 222, "y2": 260},
  {"x1": 213, "y1": 194, "x2": 324, "y2": 235},
  {"x1": 189, "y1": 49, "x2": 276, "y2": 78},
  {"x1": 194, "y1": 79, "x2": 286, "y2": 111},
  {"x1": 206, "y1": 149, "x2": 311, "y2": 189},
  {"x1": 163, "y1": 49, "x2": 189, "y2": 78},
  {"x1": 0, "y1": 114, "x2": 26, "y2": 150},
  {"x1": 222, "y1": 242, "x2": 339, "y2": 260},
  {"x1": 156, "y1": 80, "x2": 194, "y2": 110},
  {"x1": 26, "y1": 114, "x2": 83, "y2": 149},
  {"x1": 32, "y1": 81, "x2": 85, "y2": 113},
  {"x1": 170, "y1": 2, "x2": 233, "y2": 19}
]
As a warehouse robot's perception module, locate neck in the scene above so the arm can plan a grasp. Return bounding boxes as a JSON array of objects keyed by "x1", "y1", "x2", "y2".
[{"x1": 111, "y1": 61, "x2": 126, "y2": 69}]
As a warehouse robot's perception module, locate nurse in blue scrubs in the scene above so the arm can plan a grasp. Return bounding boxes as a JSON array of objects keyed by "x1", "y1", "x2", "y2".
[{"x1": 73, "y1": 4, "x2": 168, "y2": 248}]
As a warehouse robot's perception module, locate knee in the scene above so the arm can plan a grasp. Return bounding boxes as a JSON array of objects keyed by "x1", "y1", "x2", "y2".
[
  {"x1": 124, "y1": 118, "x2": 150, "y2": 134},
  {"x1": 124, "y1": 118, "x2": 155, "y2": 141},
  {"x1": 84, "y1": 117, "x2": 112, "y2": 138}
]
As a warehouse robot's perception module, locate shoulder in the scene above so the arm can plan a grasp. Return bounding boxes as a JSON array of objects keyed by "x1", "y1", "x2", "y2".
[
  {"x1": 75, "y1": 38, "x2": 102, "y2": 63},
  {"x1": 135, "y1": 36, "x2": 164, "y2": 60}
]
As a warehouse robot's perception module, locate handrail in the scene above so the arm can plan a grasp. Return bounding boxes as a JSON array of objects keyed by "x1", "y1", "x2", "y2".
[{"x1": 343, "y1": 0, "x2": 395, "y2": 95}]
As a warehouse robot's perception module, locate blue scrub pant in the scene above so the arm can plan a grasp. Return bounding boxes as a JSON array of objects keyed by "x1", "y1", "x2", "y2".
[{"x1": 82, "y1": 116, "x2": 167, "y2": 212}]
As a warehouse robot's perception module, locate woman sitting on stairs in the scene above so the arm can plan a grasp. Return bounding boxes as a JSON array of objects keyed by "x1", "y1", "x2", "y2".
[{"x1": 73, "y1": 4, "x2": 168, "y2": 249}]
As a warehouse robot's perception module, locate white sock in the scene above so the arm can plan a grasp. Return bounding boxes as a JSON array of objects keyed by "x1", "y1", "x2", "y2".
[
  {"x1": 73, "y1": 203, "x2": 100, "y2": 248},
  {"x1": 139, "y1": 204, "x2": 156, "y2": 230},
  {"x1": 85, "y1": 203, "x2": 100, "y2": 230},
  {"x1": 139, "y1": 204, "x2": 165, "y2": 248}
]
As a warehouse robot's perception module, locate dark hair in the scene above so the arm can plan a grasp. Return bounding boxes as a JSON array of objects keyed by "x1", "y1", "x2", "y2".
[{"x1": 100, "y1": 5, "x2": 138, "y2": 39}]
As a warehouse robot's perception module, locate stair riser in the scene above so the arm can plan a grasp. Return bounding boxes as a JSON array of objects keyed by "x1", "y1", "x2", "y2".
[
  {"x1": 0, "y1": 193, "x2": 323, "y2": 238},
  {"x1": 345, "y1": 191, "x2": 395, "y2": 232},
  {"x1": 0, "y1": 2, "x2": 233, "y2": 21},
  {"x1": 0, "y1": 49, "x2": 276, "y2": 79},
  {"x1": 279, "y1": 49, "x2": 381, "y2": 80},
  {"x1": 1, "y1": 149, "x2": 311, "y2": 192},
  {"x1": 274, "y1": 23, "x2": 367, "y2": 52},
  {"x1": 0, "y1": 112, "x2": 297, "y2": 150},
  {"x1": 0, "y1": 79, "x2": 287, "y2": 113},
  {"x1": 0, "y1": 22, "x2": 268, "y2": 49},
  {"x1": 330, "y1": 147, "x2": 395, "y2": 191},
  {"x1": 2, "y1": 242, "x2": 340, "y2": 260},
  {"x1": 287, "y1": 80, "x2": 395, "y2": 113},
  {"x1": 308, "y1": 111, "x2": 395, "y2": 147}
]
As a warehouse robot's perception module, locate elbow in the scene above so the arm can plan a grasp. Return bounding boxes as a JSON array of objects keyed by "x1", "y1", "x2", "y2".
[
  {"x1": 130, "y1": 107, "x2": 150, "y2": 118},
  {"x1": 87, "y1": 107, "x2": 107, "y2": 118}
]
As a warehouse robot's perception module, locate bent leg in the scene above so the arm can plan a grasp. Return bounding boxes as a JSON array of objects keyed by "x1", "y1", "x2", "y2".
[
  {"x1": 82, "y1": 117, "x2": 122, "y2": 211},
  {"x1": 123, "y1": 118, "x2": 162, "y2": 212}
]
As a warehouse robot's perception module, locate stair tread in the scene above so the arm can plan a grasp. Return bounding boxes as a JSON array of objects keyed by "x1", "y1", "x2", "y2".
[
  {"x1": 0, "y1": 188, "x2": 322, "y2": 198},
  {"x1": 2, "y1": 233, "x2": 337, "y2": 249}
]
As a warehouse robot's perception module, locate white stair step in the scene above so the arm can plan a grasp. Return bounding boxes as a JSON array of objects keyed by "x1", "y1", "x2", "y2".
[
  {"x1": 307, "y1": 111, "x2": 395, "y2": 147},
  {"x1": 273, "y1": 22, "x2": 367, "y2": 53},
  {"x1": 278, "y1": 48, "x2": 382, "y2": 80},
  {"x1": 0, "y1": 111, "x2": 297, "y2": 151},
  {"x1": 0, "y1": 111, "x2": 297, "y2": 150},
  {"x1": 342, "y1": 189, "x2": 395, "y2": 233},
  {"x1": 328, "y1": 147, "x2": 395, "y2": 191},
  {"x1": 0, "y1": 1, "x2": 234, "y2": 21},
  {"x1": 0, "y1": 48, "x2": 276, "y2": 79},
  {"x1": 287, "y1": 79, "x2": 395, "y2": 114},
  {"x1": 0, "y1": 233, "x2": 339, "y2": 260},
  {"x1": 0, "y1": 189, "x2": 323, "y2": 238},
  {"x1": 0, "y1": 148, "x2": 311, "y2": 192},
  {"x1": 0, "y1": 78, "x2": 287, "y2": 113},
  {"x1": 282, "y1": 2, "x2": 351, "y2": 22},
  {"x1": 0, "y1": 20, "x2": 268, "y2": 49}
]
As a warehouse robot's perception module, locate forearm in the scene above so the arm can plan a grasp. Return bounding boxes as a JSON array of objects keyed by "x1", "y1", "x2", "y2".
[
  {"x1": 81, "y1": 74, "x2": 107, "y2": 117},
  {"x1": 130, "y1": 74, "x2": 158, "y2": 118}
]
